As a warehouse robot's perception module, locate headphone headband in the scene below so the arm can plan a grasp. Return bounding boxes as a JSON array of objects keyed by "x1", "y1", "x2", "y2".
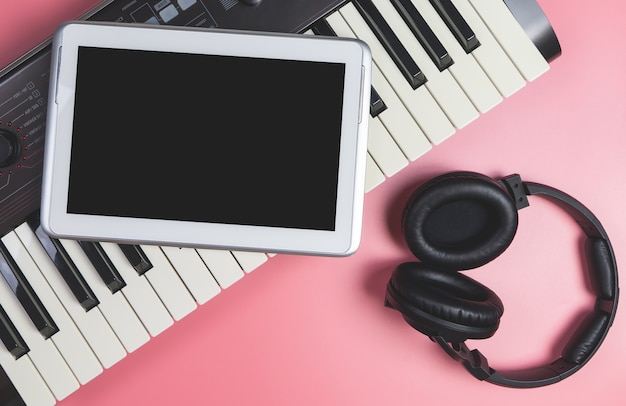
[{"x1": 434, "y1": 174, "x2": 619, "y2": 388}]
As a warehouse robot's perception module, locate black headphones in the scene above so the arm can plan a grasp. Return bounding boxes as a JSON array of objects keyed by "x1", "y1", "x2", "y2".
[{"x1": 384, "y1": 171, "x2": 619, "y2": 388}]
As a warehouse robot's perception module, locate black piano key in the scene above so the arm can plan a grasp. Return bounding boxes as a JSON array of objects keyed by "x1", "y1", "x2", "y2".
[
  {"x1": 27, "y1": 215, "x2": 99, "y2": 311},
  {"x1": 391, "y1": 0, "x2": 453, "y2": 71},
  {"x1": 429, "y1": 0, "x2": 480, "y2": 53},
  {"x1": 118, "y1": 244, "x2": 153, "y2": 275},
  {"x1": 0, "y1": 303, "x2": 29, "y2": 359},
  {"x1": 0, "y1": 242, "x2": 58, "y2": 339},
  {"x1": 311, "y1": 18, "x2": 387, "y2": 117},
  {"x1": 353, "y1": 0, "x2": 427, "y2": 89},
  {"x1": 78, "y1": 241, "x2": 126, "y2": 293},
  {"x1": 369, "y1": 87, "x2": 387, "y2": 116}
]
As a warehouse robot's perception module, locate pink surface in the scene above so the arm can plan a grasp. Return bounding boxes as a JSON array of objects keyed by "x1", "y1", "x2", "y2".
[{"x1": 2, "y1": 0, "x2": 626, "y2": 405}]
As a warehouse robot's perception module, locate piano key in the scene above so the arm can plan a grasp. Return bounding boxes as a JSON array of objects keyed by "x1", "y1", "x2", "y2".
[
  {"x1": 27, "y1": 215, "x2": 99, "y2": 311},
  {"x1": 57, "y1": 239, "x2": 149, "y2": 353},
  {"x1": 196, "y1": 249, "x2": 245, "y2": 289},
  {"x1": 0, "y1": 241, "x2": 59, "y2": 339},
  {"x1": 0, "y1": 352, "x2": 55, "y2": 406},
  {"x1": 160, "y1": 247, "x2": 221, "y2": 305},
  {"x1": 308, "y1": 22, "x2": 387, "y2": 117},
  {"x1": 14, "y1": 224, "x2": 126, "y2": 369},
  {"x1": 0, "y1": 252, "x2": 79, "y2": 400},
  {"x1": 450, "y1": 0, "x2": 525, "y2": 97},
  {"x1": 369, "y1": 87, "x2": 387, "y2": 116},
  {"x1": 364, "y1": 153, "x2": 386, "y2": 192},
  {"x1": 78, "y1": 241, "x2": 126, "y2": 293},
  {"x1": 232, "y1": 251, "x2": 268, "y2": 273},
  {"x1": 362, "y1": 0, "x2": 479, "y2": 128},
  {"x1": 0, "y1": 303, "x2": 28, "y2": 359},
  {"x1": 137, "y1": 245, "x2": 197, "y2": 321},
  {"x1": 330, "y1": 9, "x2": 454, "y2": 145},
  {"x1": 352, "y1": 0, "x2": 427, "y2": 89},
  {"x1": 118, "y1": 244, "x2": 153, "y2": 275},
  {"x1": 430, "y1": 0, "x2": 480, "y2": 52},
  {"x1": 367, "y1": 116, "x2": 409, "y2": 178},
  {"x1": 410, "y1": 0, "x2": 502, "y2": 113},
  {"x1": 391, "y1": 0, "x2": 454, "y2": 71},
  {"x1": 98, "y1": 243, "x2": 174, "y2": 336},
  {"x1": 468, "y1": 0, "x2": 549, "y2": 81},
  {"x1": 2, "y1": 232, "x2": 103, "y2": 385}
]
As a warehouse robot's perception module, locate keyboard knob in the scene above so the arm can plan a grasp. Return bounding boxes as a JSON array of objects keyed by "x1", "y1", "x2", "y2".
[{"x1": 0, "y1": 129, "x2": 19, "y2": 168}]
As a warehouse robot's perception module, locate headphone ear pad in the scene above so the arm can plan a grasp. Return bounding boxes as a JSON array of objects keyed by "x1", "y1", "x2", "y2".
[
  {"x1": 385, "y1": 262, "x2": 504, "y2": 342},
  {"x1": 403, "y1": 171, "x2": 518, "y2": 271}
]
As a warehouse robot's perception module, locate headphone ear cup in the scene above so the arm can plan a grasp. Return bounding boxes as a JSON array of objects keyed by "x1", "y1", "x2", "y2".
[
  {"x1": 403, "y1": 171, "x2": 519, "y2": 271},
  {"x1": 385, "y1": 262, "x2": 504, "y2": 342}
]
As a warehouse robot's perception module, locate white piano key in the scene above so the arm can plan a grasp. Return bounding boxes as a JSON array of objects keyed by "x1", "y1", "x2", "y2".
[
  {"x1": 98, "y1": 243, "x2": 174, "y2": 336},
  {"x1": 411, "y1": 0, "x2": 502, "y2": 113},
  {"x1": 363, "y1": 0, "x2": 479, "y2": 128},
  {"x1": 368, "y1": 116, "x2": 408, "y2": 177},
  {"x1": 468, "y1": 0, "x2": 549, "y2": 81},
  {"x1": 160, "y1": 246, "x2": 221, "y2": 304},
  {"x1": 139, "y1": 245, "x2": 197, "y2": 321},
  {"x1": 231, "y1": 251, "x2": 268, "y2": 273},
  {"x1": 450, "y1": 0, "x2": 526, "y2": 97},
  {"x1": 13, "y1": 224, "x2": 126, "y2": 369},
  {"x1": 327, "y1": 12, "x2": 433, "y2": 160},
  {"x1": 2, "y1": 232, "x2": 102, "y2": 385},
  {"x1": 195, "y1": 249, "x2": 244, "y2": 289},
  {"x1": 0, "y1": 353, "x2": 56, "y2": 406},
  {"x1": 0, "y1": 257, "x2": 79, "y2": 400},
  {"x1": 331, "y1": 8, "x2": 455, "y2": 145},
  {"x1": 58, "y1": 239, "x2": 149, "y2": 353},
  {"x1": 365, "y1": 153, "x2": 386, "y2": 192}
]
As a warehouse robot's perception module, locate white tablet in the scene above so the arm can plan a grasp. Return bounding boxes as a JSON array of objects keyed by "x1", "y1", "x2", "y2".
[{"x1": 41, "y1": 21, "x2": 371, "y2": 256}]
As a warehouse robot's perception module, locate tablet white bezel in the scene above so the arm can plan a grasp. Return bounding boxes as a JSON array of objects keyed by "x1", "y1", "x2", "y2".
[{"x1": 41, "y1": 21, "x2": 371, "y2": 256}]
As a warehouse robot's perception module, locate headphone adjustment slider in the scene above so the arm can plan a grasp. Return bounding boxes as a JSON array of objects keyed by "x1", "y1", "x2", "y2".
[{"x1": 433, "y1": 336, "x2": 493, "y2": 380}]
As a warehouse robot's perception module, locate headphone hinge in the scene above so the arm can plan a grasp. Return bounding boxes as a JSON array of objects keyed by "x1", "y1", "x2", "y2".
[{"x1": 499, "y1": 174, "x2": 530, "y2": 210}]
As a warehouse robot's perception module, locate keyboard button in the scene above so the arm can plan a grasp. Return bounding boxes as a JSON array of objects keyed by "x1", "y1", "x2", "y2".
[
  {"x1": 0, "y1": 253, "x2": 79, "y2": 400},
  {"x1": 160, "y1": 247, "x2": 221, "y2": 304},
  {"x1": 369, "y1": 87, "x2": 387, "y2": 116},
  {"x1": 430, "y1": 0, "x2": 480, "y2": 52},
  {"x1": 333, "y1": 7, "x2": 454, "y2": 145},
  {"x1": 27, "y1": 215, "x2": 99, "y2": 311},
  {"x1": 0, "y1": 303, "x2": 28, "y2": 359},
  {"x1": 468, "y1": 0, "x2": 548, "y2": 81},
  {"x1": 366, "y1": 0, "x2": 479, "y2": 129},
  {"x1": 2, "y1": 232, "x2": 103, "y2": 385},
  {"x1": 118, "y1": 244, "x2": 153, "y2": 275},
  {"x1": 137, "y1": 245, "x2": 197, "y2": 320},
  {"x1": 78, "y1": 241, "x2": 126, "y2": 293},
  {"x1": 58, "y1": 239, "x2": 149, "y2": 353},
  {"x1": 391, "y1": 0, "x2": 453, "y2": 71},
  {"x1": 99, "y1": 243, "x2": 174, "y2": 336},
  {"x1": 0, "y1": 242, "x2": 58, "y2": 339},
  {"x1": 353, "y1": 0, "x2": 427, "y2": 89},
  {"x1": 367, "y1": 116, "x2": 408, "y2": 178},
  {"x1": 231, "y1": 251, "x2": 268, "y2": 273},
  {"x1": 450, "y1": 0, "x2": 525, "y2": 97},
  {"x1": 14, "y1": 224, "x2": 126, "y2": 369},
  {"x1": 365, "y1": 153, "x2": 386, "y2": 192},
  {"x1": 0, "y1": 354, "x2": 55, "y2": 406},
  {"x1": 196, "y1": 249, "x2": 244, "y2": 289},
  {"x1": 411, "y1": 0, "x2": 502, "y2": 113}
]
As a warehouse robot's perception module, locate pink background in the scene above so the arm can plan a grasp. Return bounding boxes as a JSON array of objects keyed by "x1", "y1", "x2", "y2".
[{"x1": 2, "y1": 0, "x2": 625, "y2": 404}]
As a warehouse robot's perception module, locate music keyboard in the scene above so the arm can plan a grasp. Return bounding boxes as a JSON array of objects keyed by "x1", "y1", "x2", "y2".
[{"x1": 0, "y1": 0, "x2": 560, "y2": 404}]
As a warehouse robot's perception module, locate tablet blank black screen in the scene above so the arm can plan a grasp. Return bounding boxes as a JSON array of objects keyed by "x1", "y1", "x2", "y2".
[{"x1": 67, "y1": 46, "x2": 346, "y2": 231}]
